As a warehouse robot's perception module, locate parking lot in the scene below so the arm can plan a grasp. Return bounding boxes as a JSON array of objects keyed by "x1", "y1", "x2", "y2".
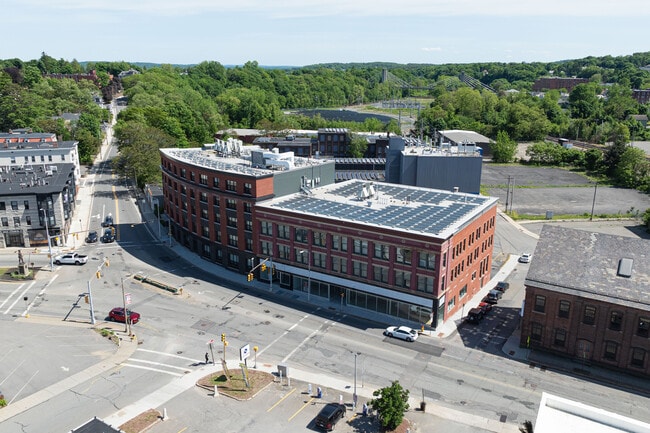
[{"x1": 143, "y1": 373, "x2": 497, "y2": 433}]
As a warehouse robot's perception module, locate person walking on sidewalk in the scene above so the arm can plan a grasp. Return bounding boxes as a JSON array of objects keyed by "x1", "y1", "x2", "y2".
[{"x1": 205, "y1": 352, "x2": 210, "y2": 364}]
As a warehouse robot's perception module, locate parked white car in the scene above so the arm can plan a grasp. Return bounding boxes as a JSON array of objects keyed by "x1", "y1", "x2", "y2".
[
  {"x1": 519, "y1": 253, "x2": 532, "y2": 263},
  {"x1": 54, "y1": 253, "x2": 88, "y2": 265},
  {"x1": 384, "y1": 325, "x2": 419, "y2": 342}
]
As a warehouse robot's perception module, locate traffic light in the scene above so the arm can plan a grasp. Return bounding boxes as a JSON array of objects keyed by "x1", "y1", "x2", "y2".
[
  {"x1": 96, "y1": 271, "x2": 101, "y2": 279},
  {"x1": 221, "y1": 333, "x2": 226, "y2": 342},
  {"x1": 84, "y1": 295, "x2": 89, "y2": 304},
  {"x1": 247, "y1": 273, "x2": 253, "y2": 282},
  {"x1": 104, "y1": 259, "x2": 110, "y2": 267},
  {"x1": 261, "y1": 263, "x2": 267, "y2": 272}
]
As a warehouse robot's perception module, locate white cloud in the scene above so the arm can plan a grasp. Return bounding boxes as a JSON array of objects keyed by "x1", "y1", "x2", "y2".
[{"x1": 422, "y1": 47, "x2": 442, "y2": 52}]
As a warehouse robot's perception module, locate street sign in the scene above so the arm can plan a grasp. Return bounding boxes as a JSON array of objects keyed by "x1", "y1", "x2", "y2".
[
  {"x1": 125, "y1": 293, "x2": 132, "y2": 305},
  {"x1": 240, "y1": 343, "x2": 250, "y2": 361}
]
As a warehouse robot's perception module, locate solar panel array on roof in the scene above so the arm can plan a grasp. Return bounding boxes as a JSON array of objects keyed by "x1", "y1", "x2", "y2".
[{"x1": 271, "y1": 185, "x2": 484, "y2": 235}]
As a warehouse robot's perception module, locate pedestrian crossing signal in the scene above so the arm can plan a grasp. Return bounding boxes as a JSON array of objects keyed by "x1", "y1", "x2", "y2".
[
  {"x1": 84, "y1": 295, "x2": 89, "y2": 304},
  {"x1": 247, "y1": 273, "x2": 253, "y2": 282}
]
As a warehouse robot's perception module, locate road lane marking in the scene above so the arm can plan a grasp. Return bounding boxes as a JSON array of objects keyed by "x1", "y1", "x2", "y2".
[
  {"x1": 282, "y1": 320, "x2": 331, "y2": 363},
  {"x1": 267, "y1": 387, "x2": 297, "y2": 412},
  {"x1": 288, "y1": 397, "x2": 314, "y2": 421},
  {"x1": 127, "y1": 358, "x2": 192, "y2": 371},
  {"x1": 119, "y1": 363, "x2": 185, "y2": 377},
  {"x1": 137, "y1": 348, "x2": 200, "y2": 363},
  {"x1": 0, "y1": 283, "x2": 25, "y2": 312},
  {"x1": 3, "y1": 281, "x2": 35, "y2": 315}
]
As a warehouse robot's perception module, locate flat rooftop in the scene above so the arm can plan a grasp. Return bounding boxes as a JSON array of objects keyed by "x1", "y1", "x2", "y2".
[
  {"x1": 257, "y1": 179, "x2": 497, "y2": 239},
  {"x1": 0, "y1": 163, "x2": 76, "y2": 195},
  {"x1": 161, "y1": 146, "x2": 330, "y2": 178},
  {"x1": 526, "y1": 225, "x2": 650, "y2": 309}
]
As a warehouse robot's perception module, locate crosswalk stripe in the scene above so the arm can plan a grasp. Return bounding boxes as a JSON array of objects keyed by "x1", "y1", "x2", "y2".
[
  {"x1": 127, "y1": 358, "x2": 191, "y2": 371},
  {"x1": 120, "y1": 363, "x2": 185, "y2": 377}
]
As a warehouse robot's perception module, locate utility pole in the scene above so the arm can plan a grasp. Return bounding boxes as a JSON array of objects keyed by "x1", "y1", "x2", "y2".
[{"x1": 590, "y1": 182, "x2": 598, "y2": 221}]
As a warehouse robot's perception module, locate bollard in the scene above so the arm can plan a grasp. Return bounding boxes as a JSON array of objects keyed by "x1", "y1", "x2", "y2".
[
  {"x1": 214, "y1": 384, "x2": 219, "y2": 397},
  {"x1": 339, "y1": 395, "x2": 343, "y2": 405},
  {"x1": 308, "y1": 384, "x2": 312, "y2": 396},
  {"x1": 317, "y1": 387, "x2": 322, "y2": 399},
  {"x1": 162, "y1": 408, "x2": 168, "y2": 421}
]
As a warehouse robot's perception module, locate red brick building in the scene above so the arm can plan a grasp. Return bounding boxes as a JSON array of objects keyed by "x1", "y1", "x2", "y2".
[
  {"x1": 256, "y1": 181, "x2": 497, "y2": 327},
  {"x1": 521, "y1": 225, "x2": 650, "y2": 377},
  {"x1": 160, "y1": 141, "x2": 497, "y2": 327},
  {"x1": 160, "y1": 142, "x2": 335, "y2": 274},
  {"x1": 532, "y1": 77, "x2": 589, "y2": 92}
]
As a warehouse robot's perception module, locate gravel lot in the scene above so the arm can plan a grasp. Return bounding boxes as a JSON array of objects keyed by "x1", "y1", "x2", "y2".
[{"x1": 482, "y1": 164, "x2": 650, "y2": 217}]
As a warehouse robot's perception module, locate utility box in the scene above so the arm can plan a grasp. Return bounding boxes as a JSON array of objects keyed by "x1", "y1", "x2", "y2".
[{"x1": 277, "y1": 364, "x2": 288, "y2": 378}]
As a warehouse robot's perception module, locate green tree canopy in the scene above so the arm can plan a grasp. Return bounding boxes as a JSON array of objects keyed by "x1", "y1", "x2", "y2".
[
  {"x1": 491, "y1": 130, "x2": 518, "y2": 163},
  {"x1": 369, "y1": 380, "x2": 410, "y2": 431}
]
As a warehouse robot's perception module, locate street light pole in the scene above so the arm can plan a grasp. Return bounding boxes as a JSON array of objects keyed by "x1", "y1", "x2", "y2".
[
  {"x1": 121, "y1": 276, "x2": 130, "y2": 335},
  {"x1": 353, "y1": 352, "x2": 360, "y2": 410},
  {"x1": 41, "y1": 209, "x2": 53, "y2": 271}
]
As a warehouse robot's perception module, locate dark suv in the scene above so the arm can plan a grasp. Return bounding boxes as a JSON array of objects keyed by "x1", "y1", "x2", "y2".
[{"x1": 315, "y1": 403, "x2": 346, "y2": 431}]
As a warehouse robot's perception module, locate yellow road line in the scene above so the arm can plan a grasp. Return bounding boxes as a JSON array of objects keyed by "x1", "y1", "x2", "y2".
[
  {"x1": 288, "y1": 397, "x2": 314, "y2": 421},
  {"x1": 267, "y1": 387, "x2": 297, "y2": 412}
]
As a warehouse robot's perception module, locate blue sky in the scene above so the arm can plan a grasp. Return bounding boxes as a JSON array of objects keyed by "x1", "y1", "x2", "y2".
[{"x1": 4, "y1": 0, "x2": 650, "y2": 66}]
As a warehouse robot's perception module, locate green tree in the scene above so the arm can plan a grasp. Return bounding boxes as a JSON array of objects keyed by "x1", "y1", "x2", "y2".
[
  {"x1": 492, "y1": 131, "x2": 518, "y2": 163},
  {"x1": 613, "y1": 146, "x2": 649, "y2": 188},
  {"x1": 349, "y1": 135, "x2": 368, "y2": 158},
  {"x1": 569, "y1": 83, "x2": 602, "y2": 119},
  {"x1": 369, "y1": 380, "x2": 410, "y2": 431},
  {"x1": 114, "y1": 121, "x2": 177, "y2": 187}
]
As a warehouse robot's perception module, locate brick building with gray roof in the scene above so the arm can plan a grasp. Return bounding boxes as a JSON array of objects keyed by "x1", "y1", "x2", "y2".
[{"x1": 521, "y1": 225, "x2": 650, "y2": 377}]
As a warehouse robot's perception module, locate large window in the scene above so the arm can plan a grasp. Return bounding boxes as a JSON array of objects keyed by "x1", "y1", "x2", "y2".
[
  {"x1": 417, "y1": 252, "x2": 434, "y2": 269},
  {"x1": 295, "y1": 228, "x2": 308, "y2": 243},
  {"x1": 261, "y1": 221, "x2": 272, "y2": 236},
  {"x1": 534, "y1": 295, "x2": 546, "y2": 313},
  {"x1": 583, "y1": 305, "x2": 596, "y2": 325},
  {"x1": 331, "y1": 256, "x2": 347, "y2": 274},
  {"x1": 353, "y1": 239, "x2": 368, "y2": 255},
  {"x1": 394, "y1": 270, "x2": 411, "y2": 288},
  {"x1": 332, "y1": 235, "x2": 348, "y2": 252},
  {"x1": 604, "y1": 341, "x2": 618, "y2": 360},
  {"x1": 278, "y1": 245, "x2": 290, "y2": 260},
  {"x1": 260, "y1": 241, "x2": 272, "y2": 256},
  {"x1": 638, "y1": 317, "x2": 650, "y2": 337},
  {"x1": 226, "y1": 180, "x2": 237, "y2": 192},
  {"x1": 558, "y1": 300, "x2": 570, "y2": 318},
  {"x1": 278, "y1": 225, "x2": 290, "y2": 240},
  {"x1": 374, "y1": 243, "x2": 390, "y2": 260},
  {"x1": 227, "y1": 234, "x2": 238, "y2": 247},
  {"x1": 553, "y1": 329, "x2": 566, "y2": 347},
  {"x1": 313, "y1": 231, "x2": 327, "y2": 247},
  {"x1": 631, "y1": 348, "x2": 646, "y2": 368},
  {"x1": 394, "y1": 247, "x2": 412, "y2": 265},
  {"x1": 530, "y1": 322, "x2": 543, "y2": 341},
  {"x1": 609, "y1": 311, "x2": 623, "y2": 331},
  {"x1": 373, "y1": 266, "x2": 388, "y2": 283},
  {"x1": 313, "y1": 252, "x2": 326, "y2": 269},
  {"x1": 200, "y1": 174, "x2": 208, "y2": 185},
  {"x1": 416, "y1": 276, "x2": 433, "y2": 293},
  {"x1": 352, "y1": 260, "x2": 367, "y2": 278},
  {"x1": 226, "y1": 199, "x2": 237, "y2": 210}
]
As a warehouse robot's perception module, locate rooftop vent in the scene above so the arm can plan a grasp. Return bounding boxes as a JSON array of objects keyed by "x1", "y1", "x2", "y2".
[{"x1": 617, "y1": 258, "x2": 633, "y2": 278}]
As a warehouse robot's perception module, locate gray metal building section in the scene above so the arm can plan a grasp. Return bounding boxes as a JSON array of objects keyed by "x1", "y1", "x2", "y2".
[
  {"x1": 272, "y1": 161, "x2": 336, "y2": 197},
  {"x1": 385, "y1": 136, "x2": 483, "y2": 194}
]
